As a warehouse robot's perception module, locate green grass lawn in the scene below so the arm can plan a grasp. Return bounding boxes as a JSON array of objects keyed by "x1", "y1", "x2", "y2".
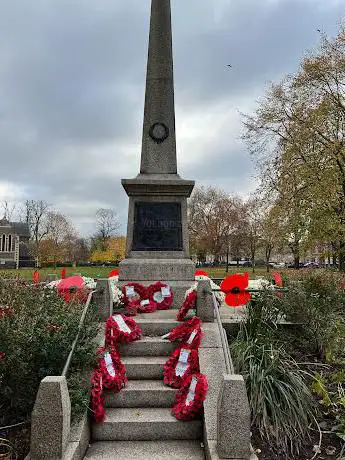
[{"x1": 0, "y1": 265, "x2": 278, "y2": 280}]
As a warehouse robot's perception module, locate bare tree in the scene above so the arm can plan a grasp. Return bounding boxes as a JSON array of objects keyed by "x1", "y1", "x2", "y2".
[
  {"x1": 21, "y1": 200, "x2": 51, "y2": 264},
  {"x1": 1, "y1": 201, "x2": 17, "y2": 221},
  {"x1": 94, "y1": 208, "x2": 120, "y2": 250},
  {"x1": 245, "y1": 194, "x2": 264, "y2": 273},
  {"x1": 188, "y1": 186, "x2": 243, "y2": 265}
]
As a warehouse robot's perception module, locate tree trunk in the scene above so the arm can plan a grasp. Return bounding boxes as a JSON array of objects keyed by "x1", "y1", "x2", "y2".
[
  {"x1": 265, "y1": 245, "x2": 272, "y2": 273},
  {"x1": 294, "y1": 255, "x2": 300, "y2": 269},
  {"x1": 225, "y1": 247, "x2": 229, "y2": 273},
  {"x1": 251, "y1": 243, "x2": 255, "y2": 273},
  {"x1": 289, "y1": 240, "x2": 300, "y2": 269}
]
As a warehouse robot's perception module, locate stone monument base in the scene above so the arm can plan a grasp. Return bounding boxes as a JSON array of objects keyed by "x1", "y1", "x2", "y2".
[
  {"x1": 119, "y1": 258, "x2": 195, "y2": 307},
  {"x1": 117, "y1": 279, "x2": 194, "y2": 308},
  {"x1": 119, "y1": 258, "x2": 194, "y2": 281}
]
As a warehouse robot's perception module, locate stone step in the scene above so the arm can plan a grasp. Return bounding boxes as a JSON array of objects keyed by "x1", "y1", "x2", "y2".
[
  {"x1": 104, "y1": 380, "x2": 177, "y2": 408},
  {"x1": 92, "y1": 408, "x2": 202, "y2": 441},
  {"x1": 84, "y1": 440, "x2": 205, "y2": 460},
  {"x1": 136, "y1": 309, "x2": 194, "y2": 321},
  {"x1": 122, "y1": 356, "x2": 166, "y2": 379},
  {"x1": 120, "y1": 336, "x2": 175, "y2": 357},
  {"x1": 136, "y1": 318, "x2": 180, "y2": 336}
]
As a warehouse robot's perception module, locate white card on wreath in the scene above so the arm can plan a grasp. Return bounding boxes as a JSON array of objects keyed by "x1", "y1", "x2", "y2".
[
  {"x1": 186, "y1": 376, "x2": 198, "y2": 406},
  {"x1": 140, "y1": 299, "x2": 150, "y2": 306},
  {"x1": 187, "y1": 329, "x2": 198, "y2": 345},
  {"x1": 161, "y1": 286, "x2": 171, "y2": 297},
  {"x1": 125, "y1": 286, "x2": 135, "y2": 297},
  {"x1": 104, "y1": 352, "x2": 116, "y2": 377},
  {"x1": 175, "y1": 362, "x2": 189, "y2": 377},
  {"x1": 153, "y1": 291, "x2": 164, "y2": 303},
  {"x1": 113, "y1": 315, "x2": 131, "y2": 334},
  {"x1": 179, "y1": 349, "x2": 190, "y2": 363}
]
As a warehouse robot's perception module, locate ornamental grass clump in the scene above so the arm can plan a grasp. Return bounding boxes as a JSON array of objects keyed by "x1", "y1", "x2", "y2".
[
  {"x1": 232, "y1": 338, "x2": 315, "y2": 457},
  {"x1": 231, "y1": 294, "x2": 317, "y2": 457}
]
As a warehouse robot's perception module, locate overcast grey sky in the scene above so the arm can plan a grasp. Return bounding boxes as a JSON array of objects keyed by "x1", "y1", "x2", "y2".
[{"x1": 0, "y1": 0, "x2": 344, "y2": 235}]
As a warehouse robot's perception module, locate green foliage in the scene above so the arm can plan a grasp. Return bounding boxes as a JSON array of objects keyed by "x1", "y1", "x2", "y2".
[
  {"x1": 231, "y1": 294, "x2": 317, "y2": 457},
  {"x1": 232, "y1": 338, "x2": 315, "y2": 456},
  {"x1": 0, "y1": 279, "x2": 99, "y2": 425},
  {"x1": 312, "y1": 371, "x2": 345, "y2": 443},
  {"x1": 282, "y1": 271, "x2": 345, "y2": 360}
]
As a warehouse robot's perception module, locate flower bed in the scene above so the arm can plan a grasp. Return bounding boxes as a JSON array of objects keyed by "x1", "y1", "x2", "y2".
[{"x1": 0, "y1": 279, "x2": 100, "y2": 459}]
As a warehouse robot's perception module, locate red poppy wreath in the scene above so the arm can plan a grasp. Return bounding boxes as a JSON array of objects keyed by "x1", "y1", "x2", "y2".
[
  {"x1": 147, "y1": 281, "x2": 174, "y2": 310},
  {"x1": 90, "y1": 370, "x2": 105, "y2": 424},
  {"x1": 163, "y1": 345, "x2": 199, "y2": 388},
  {"x1": 105, "y1": 314, "x2": 142, "y2": 347},
  {"x1": 137, "y1": 298, "x2": 157, "y2": 314},
  {"x1": 171, "y1": 373, "x2": 208, "y2": 421},
  {"x1": 122, "y1": 282, "x2": 147, "y2": 306},
  {"x1": 96, "y1": 347, "x2": 127, "y2": 392},
  {"x1": 165, "y1": 316, "x2": 203, "y2": 349},
  {"x1": 176, "y1": 290, "x2": 197, "y2": 321},
  {"x1": 125, "y1": 299, "x2": 140, "y2": 316}
]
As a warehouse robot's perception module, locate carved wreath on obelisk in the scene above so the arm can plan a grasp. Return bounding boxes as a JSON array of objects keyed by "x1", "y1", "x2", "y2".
[{"x1": 149, "y1": 122, "x2": 169, "y2": 144}]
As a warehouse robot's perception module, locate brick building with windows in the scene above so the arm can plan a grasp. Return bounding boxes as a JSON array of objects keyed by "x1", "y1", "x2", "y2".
[{"x1": 0, "y1": 218, "x2": 32, "y2": 268}]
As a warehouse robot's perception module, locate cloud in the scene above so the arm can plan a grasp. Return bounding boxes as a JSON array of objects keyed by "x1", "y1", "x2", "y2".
[{"x1": 0, "y1": 0, "x2": 344, "y2": 236}]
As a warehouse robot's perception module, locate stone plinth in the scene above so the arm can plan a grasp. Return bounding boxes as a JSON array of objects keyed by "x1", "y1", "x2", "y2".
[
  {"x1": 119, "y1": 177, "x2": 195, "y2": 283},
  {"x1": 217, "y1": 375, "x2": 251, "y2": 459},
  {"x1": 30, "y1": 376, "x2": 71, "y2": 460}
]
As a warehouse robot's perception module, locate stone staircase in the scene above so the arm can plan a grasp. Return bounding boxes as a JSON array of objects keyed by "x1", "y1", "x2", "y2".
[{"x1": 84, "y1": 311, "x2": 205, "y2": 459}]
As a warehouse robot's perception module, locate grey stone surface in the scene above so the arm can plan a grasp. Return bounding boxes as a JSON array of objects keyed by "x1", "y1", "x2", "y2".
[
  {"x1": 122, "y1": 356, "x2": 166, "y2": 379},
  {"x1": 119, "y1": 336, "x2": 175, "y2": 357},
  {"x1": 119, "y1": 258, "x2": 195, "y2": 281},
  {"x1": 135, "y1": 309, "x2": 194, "y2": 319},
  {"x1": 197, "y1": 280, "x2": 215, "y2": 322},
  {"x1": 200, "y1": 323, "x2": 222, "y2": 349},
  {"x1": 84, "y1": 440, "x2": 205, "y2": 460},
  {"x1": 206, "y1": 440, "x2": 256, "y2": 460},
  {"x1": 30, "y1": 376, "x2": 71, "y2": 460},
  {"x1": 120, "y1": 0, "x2": 195, "y2": 282},
  {"x1": 199, "y1": 348, "x2": 226, "y2": 442},
  {"x1": 104, "y1": 380, "x2": 177, "y2": 408},
  {"x1": 217, "y1": 375, "x2": 251, "y2": 459},
  {"x1": 63, "y1": 441, "x2": 80, "y2": 460},
  {"x1": 122, "y1": 175, "x2": 195, "y2": 196},
  {"x1": 92, "y1": 407, "x2": 201, "y2": 441},
  {"x1": 136, "y1": 318, "x2": 180, "y2": 336},
  {"x1": 93, "y1": 279, "x2": 112, "y2": 320},
  {"x1": 140, "y1": 0, "x2": 176, "y2": 175},
  {"x1": 68, "y1": 412, "x2": 90, "y2": 460}
]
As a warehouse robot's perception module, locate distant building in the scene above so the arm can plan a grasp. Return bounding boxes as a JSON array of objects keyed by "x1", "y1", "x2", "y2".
[{"x1": 0, "y1": 218, "x2": 32, "y2": 268}]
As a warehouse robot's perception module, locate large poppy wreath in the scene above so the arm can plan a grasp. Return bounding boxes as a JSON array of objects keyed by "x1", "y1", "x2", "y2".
[
  {"x1": 166, "y1": 316, "x2": 203, "y2": 349},
  {"x1": 176, "y1": 290, "x2": 197, "y2": 322},
  {"x1": 171, "y1": 373, "x2": 208, "y2": 421},
  {"x1": 163, "y1": 345, "x2": 199, "y2": 388},
  {"x1": 96, "y1": 347, "x2": 127, "y2": 392},
  {"x1": 122, "y1": 282, "x2": 147, "y2": 306},
  {"x1": 105, "y1": 314, "x2": 142, "y2": 347},
  {"x1": 147, "y1": 281, "x2": 174, "y2": 310},
  {"x1": 90, "y1": 370, "x2": 105, "y2": 423}
]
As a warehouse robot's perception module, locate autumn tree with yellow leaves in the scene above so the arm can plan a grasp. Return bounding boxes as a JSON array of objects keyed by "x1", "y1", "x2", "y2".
[{"x1": 243, "y1": 25, "x2": 345, "y2": 270}]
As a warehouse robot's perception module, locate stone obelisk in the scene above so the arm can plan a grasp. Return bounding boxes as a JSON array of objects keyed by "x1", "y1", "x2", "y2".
[{"x1": 119, "y1": 0, "x2": 195, "y2": 289}]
